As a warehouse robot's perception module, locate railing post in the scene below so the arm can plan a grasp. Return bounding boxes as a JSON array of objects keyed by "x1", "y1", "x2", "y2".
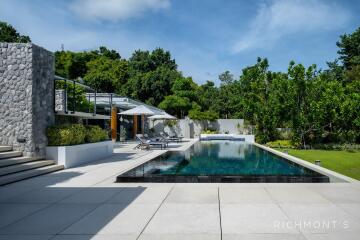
[
  {"x1": 88, "y1": 93, "x2": 91, "y2": 113},
  {"x1": 64, "y1": 78, "x2": 68, "y2": 114},
  {"x1": 71, "y1": 80, "x2": 75, "y2": 114},
  {"x1": 93, "y1": 90, "x2": 97, "y2": 116}
]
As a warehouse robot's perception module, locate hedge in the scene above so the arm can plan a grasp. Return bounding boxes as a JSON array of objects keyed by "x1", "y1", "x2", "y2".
[
  {"x1": 47, "y1": 124, "x2": 108, "y2": 146},
  {"x1": 85, "y1": 125, "x2": 109, "y2": 143}
]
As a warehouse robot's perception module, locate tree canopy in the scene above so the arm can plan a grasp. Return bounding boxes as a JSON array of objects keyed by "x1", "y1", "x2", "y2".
[
  {"x1": 0, "y1": 21, "x2": 31, "y2": 43},
  {"x1": 2, "y1": 21, "x2": 359, "y2": 146}
]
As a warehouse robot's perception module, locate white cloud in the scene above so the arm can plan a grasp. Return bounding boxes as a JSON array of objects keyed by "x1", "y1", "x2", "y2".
[
  {"x1": 233, "y1": 0, "x2": 351, "y2": 53},
  {"x1": 70, "y1": 0, "x2": 170, "y2": 21}
]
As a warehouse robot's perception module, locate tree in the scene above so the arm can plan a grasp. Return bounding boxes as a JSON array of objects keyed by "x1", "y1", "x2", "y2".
[
  {"x1": 219, "y1": 70, "x2": 234, "y2": 85},
  {"x1": 336, "y1": 27, "x2": 360, "y2": 69},
  {"x1": 158, "y1": 95, "x2": 192, "y2": 118},
  {"x1": 55, "y1": 47, "x2": 121, "y2": 79},
  {"x1": 0, "y1": 21, "x2": 31, "y2": 43},
  {"x1": 124, "y1": 48, "x2": 180, "y2": 106},
  {"x1": 197, "y1": 81, "x2": 220, "y2": 112},
  {"x1": 83, "y1": 56, "x2": 128, "y2": 92}
]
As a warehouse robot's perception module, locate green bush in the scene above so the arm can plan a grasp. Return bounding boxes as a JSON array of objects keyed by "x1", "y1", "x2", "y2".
[
  {"x1": 266, "y1": 140, "x2": 295, "y2": 149},
  {"x1": 85, "y1": 125, "x2": 109, "y2": 143},
  {"x1": 47, "y1": 124, "x2": 108, "y2": 146},
  {"x1": 201, "y1": 129, "x2": 218, "y2": 134},
  {"x1": 47, "y1": 124, "x2": 86, "y2": 146}
]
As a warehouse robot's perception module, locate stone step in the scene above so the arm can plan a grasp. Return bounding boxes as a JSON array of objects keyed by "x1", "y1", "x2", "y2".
[
  {"x1": 0, "y1": 160, "x2": 55, "y2": 176},
  {"x1": 0, "y1": 156, "x2": 43, "y2": 168},
  {"x1": 0, "y1": 146, "x2": 12, "y2": 152},
  {"x1": 0, "y1": 151, "x2": 22, "y2": 159},
  {"x1": 0, "y1": 164, "x2": 64, "y2": 186}
]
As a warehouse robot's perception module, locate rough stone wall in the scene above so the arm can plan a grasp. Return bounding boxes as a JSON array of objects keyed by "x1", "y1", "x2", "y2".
[{"x1": 0, "y1": 43, "x2": 54, "y2": 157}]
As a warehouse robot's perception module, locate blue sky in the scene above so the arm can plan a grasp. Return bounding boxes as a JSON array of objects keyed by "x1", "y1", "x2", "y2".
[{"x1": 1, "y1": 0, "x2": 359, "y2": 84}]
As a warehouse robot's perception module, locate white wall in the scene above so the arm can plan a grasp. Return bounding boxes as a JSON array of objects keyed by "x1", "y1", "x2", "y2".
[
  {"x1": 150, "y1": 118, "x2": 246, "y2": 138},
  {"x1": 46, "y1": 141, "x2": 113, "y2": 168}
]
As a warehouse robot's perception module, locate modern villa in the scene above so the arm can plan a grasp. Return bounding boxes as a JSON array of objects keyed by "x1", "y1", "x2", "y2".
[{"x1": 1, "y1": 43, "x2": 360, "y2": 240}]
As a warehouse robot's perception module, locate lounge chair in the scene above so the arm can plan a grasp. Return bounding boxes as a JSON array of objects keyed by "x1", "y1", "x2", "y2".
[
  {"x1": 145, "y1": 133, "x2": 170, "y2": 146},
  {"x1": 135, "y1": 134, "x2": 167, "y2": 150},
  {"x1": 161, "y1": 132, "x2": 183, "y2": 142}
]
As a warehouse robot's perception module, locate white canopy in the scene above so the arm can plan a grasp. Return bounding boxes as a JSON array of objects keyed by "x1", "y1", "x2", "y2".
[
  {"x1": 118, "y1": 105, "x2": 161, "y2": 116},
  {"x1": 148, "y1": 112, "x2": 177, "y2": 120}
]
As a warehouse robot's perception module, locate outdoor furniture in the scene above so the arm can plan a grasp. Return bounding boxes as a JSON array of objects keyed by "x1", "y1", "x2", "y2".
[
  {"x1": 144, "y1": 133, "x2": 170, "y2": 146},
  {"x1": 135, "y1": 134, "x2": 167, "y2": 150},
  {"x1": 161, "y1": 132, "x2": 183, "y2": 142}
]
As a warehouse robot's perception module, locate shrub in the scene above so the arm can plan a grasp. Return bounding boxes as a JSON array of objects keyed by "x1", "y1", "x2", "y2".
[
  {"x1": 189, "y1": 110, "x2": 219, "y2": 121},
  {"x1": 85, "y1": 125, "x2": 109, "y2": 143},
  {"x1": 266, "y1": 140, "x2": 295, "y2": 149},
  {"x1": 201, "y1": 129, "x2": 218, "y2": 134},
  {"x1": 47, "y1": 124, "x2": 86, "y2": 146},
  {"x1": 47, "y1": 124, "x2": 108, "y2": 146}
]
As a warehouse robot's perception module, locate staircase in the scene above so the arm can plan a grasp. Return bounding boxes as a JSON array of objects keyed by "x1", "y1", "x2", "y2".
[{"x1": 0, "y1": 145, "x2": 64, "y2": 186}]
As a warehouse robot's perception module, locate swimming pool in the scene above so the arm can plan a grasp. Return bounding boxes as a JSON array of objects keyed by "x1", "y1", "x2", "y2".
[{"x1": 116, "y1": 141, "x2": 329, "y2": 183}]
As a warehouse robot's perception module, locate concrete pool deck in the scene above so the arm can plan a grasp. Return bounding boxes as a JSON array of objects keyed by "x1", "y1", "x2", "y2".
[{"x1": 0, "y1": 139, "x2": 360, "y2": 240}]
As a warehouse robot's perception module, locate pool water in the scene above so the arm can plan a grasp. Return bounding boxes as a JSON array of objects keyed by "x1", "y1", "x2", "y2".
[{"x1": 117, "y1": 141, "x2": 329, "y2": 183}]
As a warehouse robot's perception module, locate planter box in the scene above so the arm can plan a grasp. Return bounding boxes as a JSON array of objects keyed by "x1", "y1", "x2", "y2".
[
  {"x1": 200, "y1": 134, "x2": 255, "y2": 143},
  {"x1": 46, "y1": 141, "x2": 113, "y2": 168}
]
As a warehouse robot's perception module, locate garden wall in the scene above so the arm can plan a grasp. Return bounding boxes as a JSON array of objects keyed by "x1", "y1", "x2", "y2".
[
  {"x1": 0, "y1": 43, "x2": 55, "y2": 157},
  {"x1": 151, "y1": 118, "x2": 245, "y2": 138}
]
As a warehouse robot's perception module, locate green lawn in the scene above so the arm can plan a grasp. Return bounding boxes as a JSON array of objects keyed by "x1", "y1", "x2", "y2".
[{"x1": 280, "y1": 149, "x2": 360, "y2": 180}]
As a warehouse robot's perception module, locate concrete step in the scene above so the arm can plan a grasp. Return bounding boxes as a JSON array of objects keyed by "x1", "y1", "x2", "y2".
[
  {"x1": 0, "y1": 146, "x2": 12, "y2": 152},
  {"x1": 0, "y1": 156, "x2": 43, "y2": 168},
  {"x1": 0, "y1": 164, "x2": 64, "y2": 186},
  {"x1": 0, "y1": 160, "x2": 55, "y2": 176},
  {"x1": 0, "y1": 151, "x2": 22, "y2": 159}
]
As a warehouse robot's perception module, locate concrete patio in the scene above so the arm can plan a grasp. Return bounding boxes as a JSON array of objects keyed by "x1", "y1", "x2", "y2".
[{"x1": 0, "y1": 140, "x2": 360, "y2": 240}]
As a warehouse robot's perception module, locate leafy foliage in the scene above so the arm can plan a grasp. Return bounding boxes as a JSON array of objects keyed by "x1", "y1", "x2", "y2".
[
  {"x1": 0, "y1": 21, "x2": 31, "y2": 43},
  {"x1": 47, "y1": 124, "x2": 108, "y2": 146},
  {"x1": 51, "y1": 22, "x2": 360, "y2": 146},
  {"x1": 47, "y1": 124, "x2": 86, "y2": 146},
  {"x1": 55, "y1": 80, "x2": 93, "y2": 112},
  {"x1": 85, "y1": 125, "x2": 109, "y2": 143},
  {"x1": 188, "y1": 109, "x2": 219, "y2": 121}
]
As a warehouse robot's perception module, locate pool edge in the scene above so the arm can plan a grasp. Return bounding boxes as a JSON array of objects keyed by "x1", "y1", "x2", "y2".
[{"x1": 253, "y1": 143, "x2": 359, "y2": 183}]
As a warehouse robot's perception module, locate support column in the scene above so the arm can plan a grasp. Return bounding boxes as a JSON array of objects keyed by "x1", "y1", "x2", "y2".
[
  {"x1": 111, "y1": 106, "x2": 117, "y2": 142},
  {"x1": 141, "y1": 114, "x2": 145, "y2": 135},
  {"x1": 133, "y1": 115, "x2": 138, "y2": 139}
]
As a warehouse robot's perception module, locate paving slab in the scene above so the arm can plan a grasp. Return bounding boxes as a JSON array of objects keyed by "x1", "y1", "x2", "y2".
[
  {"x1": 107, "y1": 185, "x2": 172, "y2": 204},
  {"x1": 221, "y1": 203, "x2": 297, "y2": 234},
  {"x1": 336, "y1": 203, "x2": 360, "y2": 220},
  {"x1": 60, "y1": 187, "x2": 124, "y2": 204},
  {"x1": 309, "y1": 186, "x2": 360, "y2": 204},
  {"x1": 0, "y1": 235, "x2": 53, "y2": 240},
  {"x1": 139, "y1": 233, "x2": 220, "y2": 240},
  {"x1": 165, "y1": 186, "x2": 218, "y2": 204},
  {"x1": 51, "y1": 234, "x2": 137, "y2": 240},
  {"x1": 280, "y1": 203, "x2": 360, "y2": 233},
  {"x1": 143, "y1": 203, "x2": 220, "y2": 235},
  {"x1": 222, "y1": 233, "x2": 307, "y2": 240},
  {"x1": 61, "y1": 203, "x2": 159, "y2": 235},
  {"x1": 0, "y1": 204, "x2": 98, "y2": 235},
  {"x1": 266, "y1": 186, "x2": 331, "y2": 204},
  {"x1": 304, "y1": 232, "x2": 360, "y2": 240},
  {"x1": 0, "y1": 203, "x2": 49, "y2": 228},
  {"x1": 220, "y1": 186, "x2": 274, "y2": 204},
  {"x1": 4, "y1": 187, "x2": 81, "y2": 203}
]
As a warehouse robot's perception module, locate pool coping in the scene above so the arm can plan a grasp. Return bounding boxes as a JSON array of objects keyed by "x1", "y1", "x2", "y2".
[{"x1": 254, "y1": 143, "x2": 359, "y2": 183}]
